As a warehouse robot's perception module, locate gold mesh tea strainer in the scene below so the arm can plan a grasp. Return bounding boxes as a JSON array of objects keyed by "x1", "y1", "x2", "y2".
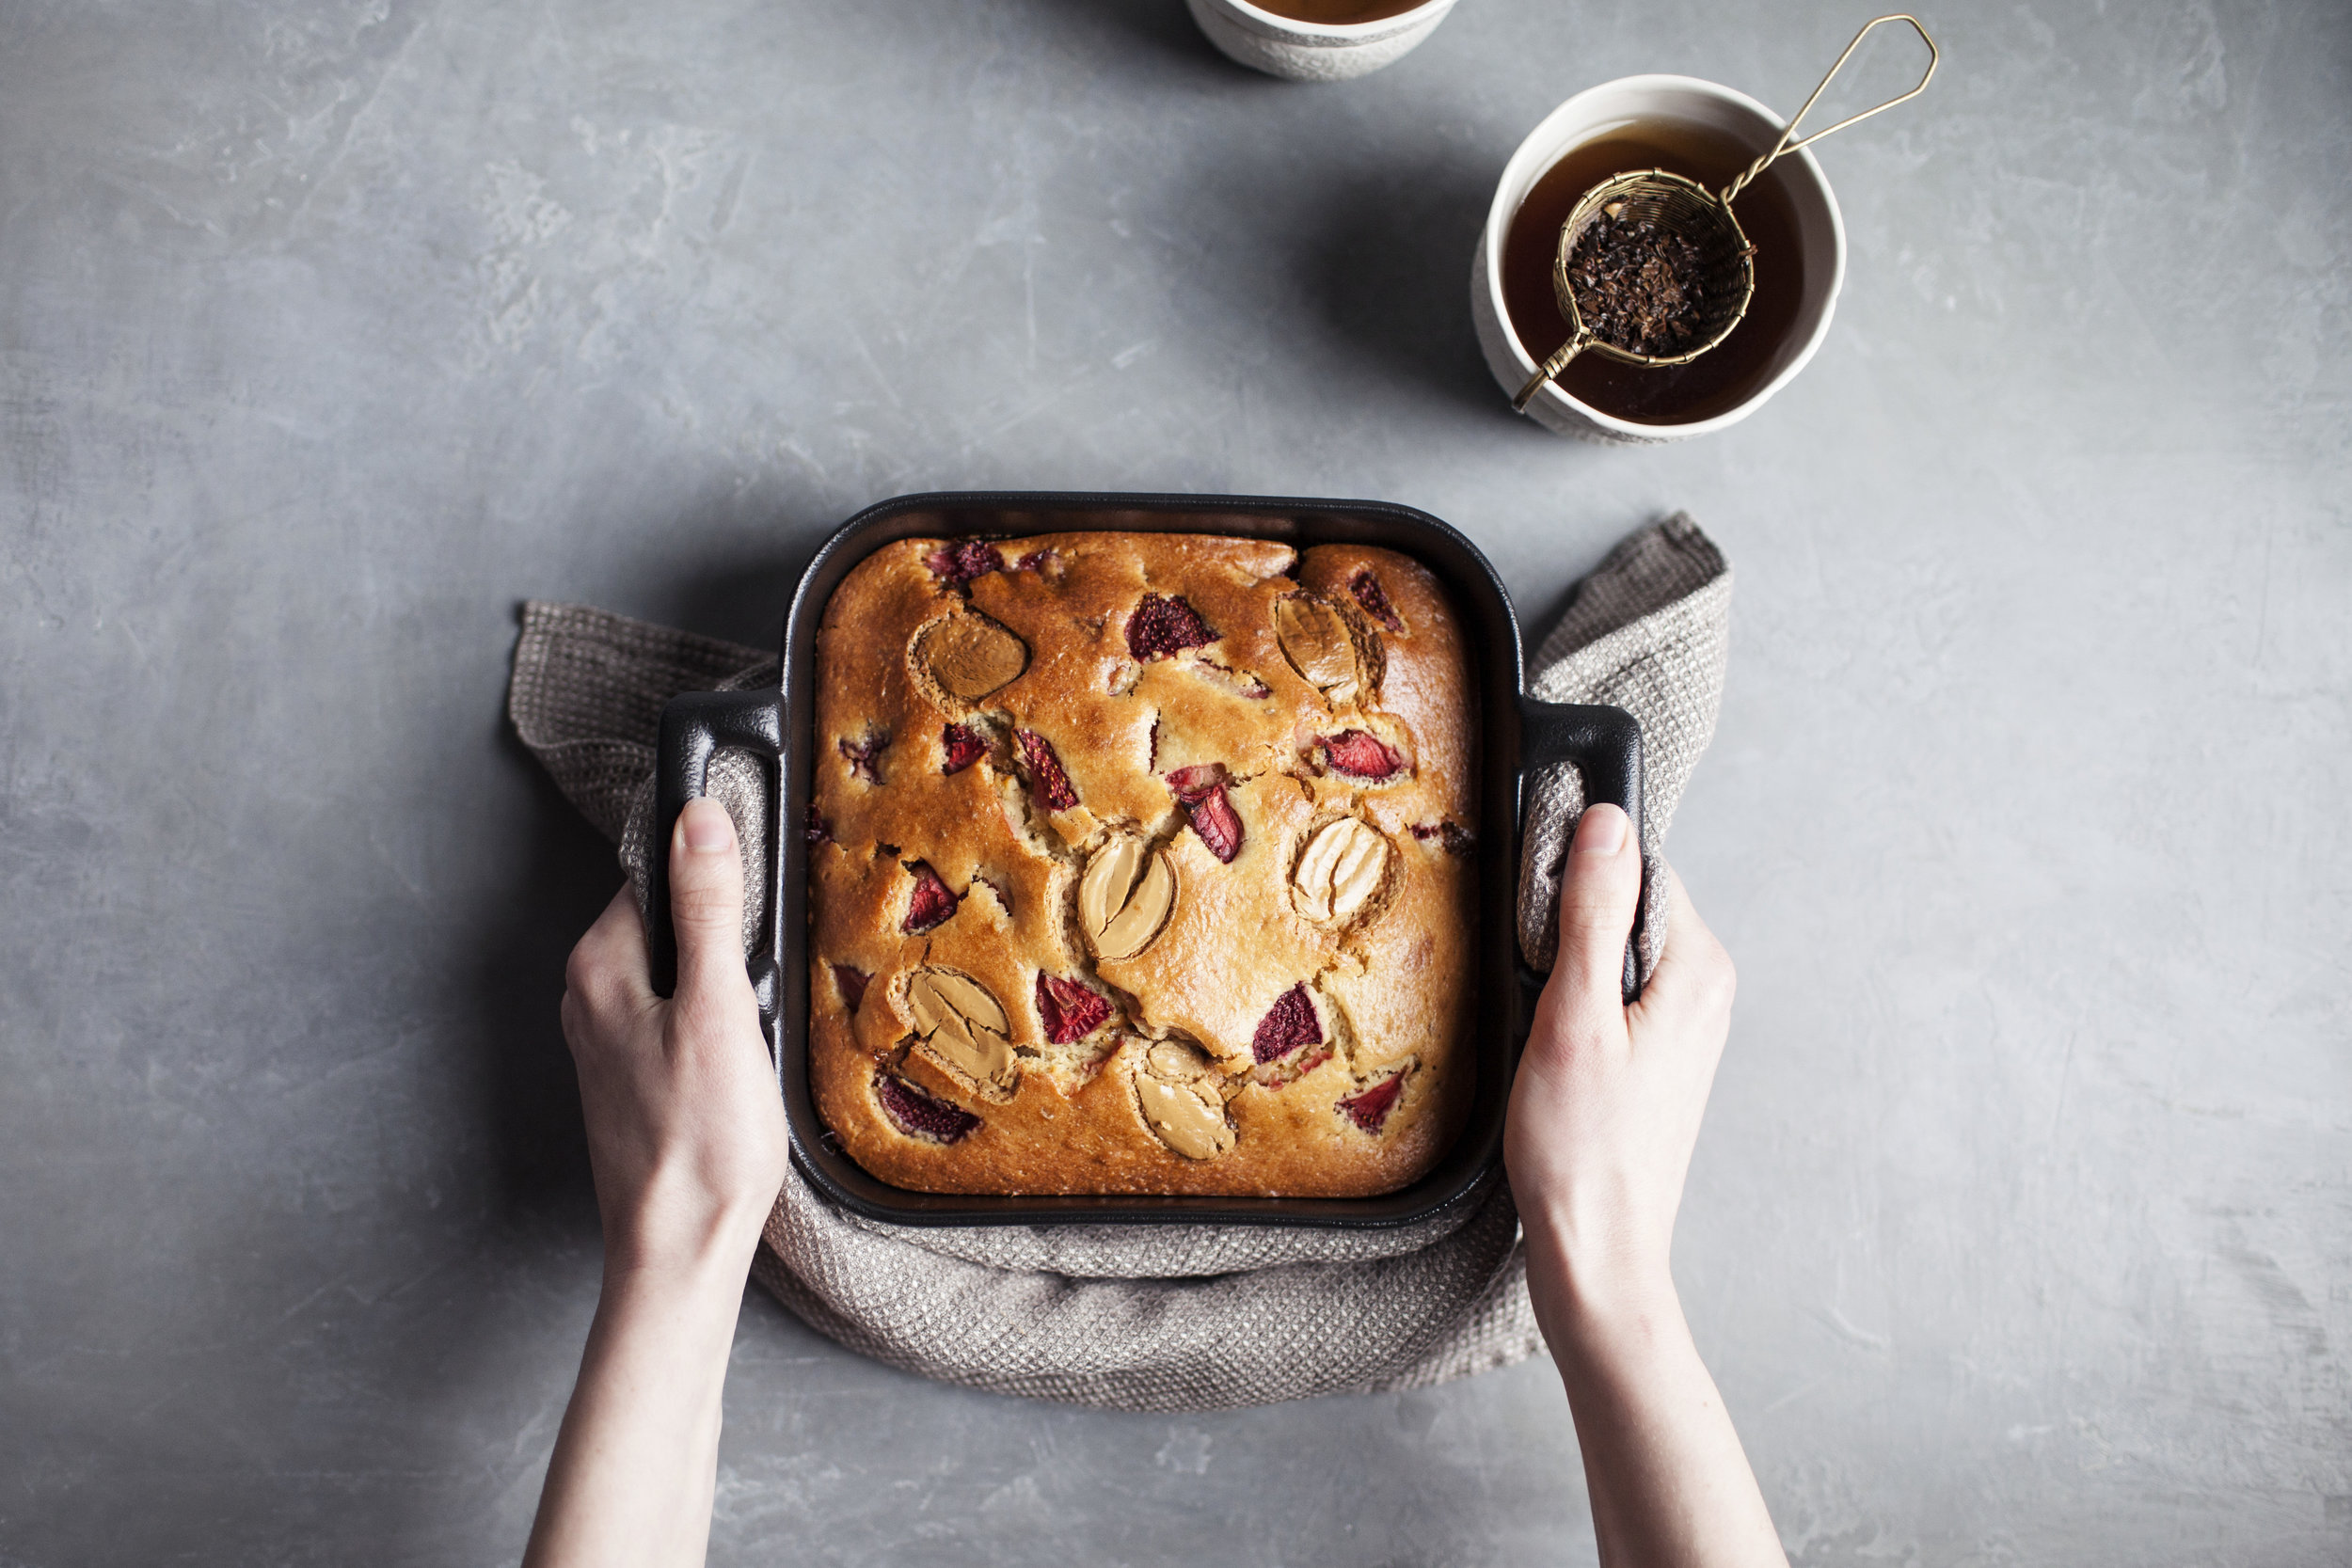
[{"x1": 1512, "y1": 13, "x2": 1939, "y2": 412}]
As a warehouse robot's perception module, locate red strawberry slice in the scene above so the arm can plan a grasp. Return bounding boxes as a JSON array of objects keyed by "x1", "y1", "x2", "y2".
[
  {"x1": 1409, "y1": 821, "x2": 1474, "y2": 856},
  {"x1": 1317, "y1": 729, "x2": 1404, "y2": 782},
  {"x1": 926, "y1": 541, "x2": 1004, "y2": 586},
  {"x1": 1016, "y1": 730, "x2": 1079, "y2": 811},
  {"x1": 1126, "y1": 593, "x2": 1216, "y2": 659},
  {"x1": 1339, "y1": 1072, "x2": 1406, "y2": 1132},
  {"x1": 1164, "y1": 763, "x2": 1222, "y2": 799},
  {"x1": 1252, "y1": 983, "x2": 1324, "y2": 1064},
  {"x1": 874, "y1": 1069, "x2": 981, "y2": 1144},
  {"x1": 1167, "y1": 764, "x2": 1243, "y2": 863},
  {"x1": 1035, "y1": 973, "x2": 1113, "y2": 1044},
  {"x1": 901, "y1": 862, "x2": 960, "y2": 932},
  {"x1": 804, "y1": 802, "x2": 833, "y2": 846},
  {"x1": 941, "y1": 723, "x2": 988, "y2": 775},
  {"x1": 832, "y1": 964, "x2": 871, "y2": 1013},
  {"x1": 1182, "y1": 787, "x2": 1245, "y2": 863},
  {"x1": 1348, "y1": 569, "x2": 1404, "y2": 632},
  {"x1": 839, "y1": 731, "x2": 889, "y2": 784}
]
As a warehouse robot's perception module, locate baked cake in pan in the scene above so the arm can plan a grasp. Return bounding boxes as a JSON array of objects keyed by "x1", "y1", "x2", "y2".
[{"x1": 806, "y1": 531, "x2": 1478, "y2": 1196}]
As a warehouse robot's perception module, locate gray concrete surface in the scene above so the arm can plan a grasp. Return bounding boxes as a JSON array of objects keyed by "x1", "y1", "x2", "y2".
[{"x1": 2, "y1": 1, "x2": 2345, "y2": 1562}]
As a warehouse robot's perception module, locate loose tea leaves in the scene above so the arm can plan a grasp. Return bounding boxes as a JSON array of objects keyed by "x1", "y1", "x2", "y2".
[{"x1": 1565, "y1": 204, "x2": 1712, "y2": 358}]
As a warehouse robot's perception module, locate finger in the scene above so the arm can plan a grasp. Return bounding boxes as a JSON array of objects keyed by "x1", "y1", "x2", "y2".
[
  {"x1": 669, "y1": 798, "x2": 755, "y2": 1009},
  {"x1": 1553, "y1": 801, "x2": 1644, "y2": 1022},
  {"x1": 564, "y1": 884, "x2": 653, "y2": 1016}
]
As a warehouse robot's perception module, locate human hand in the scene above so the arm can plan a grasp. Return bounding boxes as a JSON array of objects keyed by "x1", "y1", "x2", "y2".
[
  {"x1": 560, "y1": 798, "x2": 789, "y2": 1280},
  {"x1": 527, "y1": 799, "x2": 789, "y2": 1568},
  {"x1": 1504, "y1": 809, "x2": 1781, "y2": 1568},
  {"x1": 1504, "y1": 802, "x2": 1737, "y2": 1302}
]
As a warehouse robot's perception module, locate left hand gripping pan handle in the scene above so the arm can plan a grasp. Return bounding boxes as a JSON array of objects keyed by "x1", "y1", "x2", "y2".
[{"x1": 647, "y1": 688, "x2": 784, "y2": 999}]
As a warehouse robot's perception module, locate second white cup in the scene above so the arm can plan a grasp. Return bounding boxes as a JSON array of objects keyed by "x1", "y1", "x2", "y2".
[{"x1": 1185, "y1": 0, "x2": 1461, "y2": 82}]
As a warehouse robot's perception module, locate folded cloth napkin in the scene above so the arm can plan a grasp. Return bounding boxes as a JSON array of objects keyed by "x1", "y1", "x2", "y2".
[{"x1": 506, "y1": 514, "x2": 1729, "y2": 1410}]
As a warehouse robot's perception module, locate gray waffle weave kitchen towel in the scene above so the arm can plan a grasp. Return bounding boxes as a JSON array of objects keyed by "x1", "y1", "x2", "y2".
[
  {"x1": 505, "y1": 514, "x2": 1729, "y2": 1410},
  {"x1": 1518, "y1": 514, "x2": 1735, "y2": 979}
]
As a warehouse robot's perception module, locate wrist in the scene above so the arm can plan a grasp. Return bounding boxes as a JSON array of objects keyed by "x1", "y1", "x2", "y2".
[
  {"x1": 597, "y1": 1233, "x2": 757, "y2": 1335},
  {"x1": 1519, "y1": 1203, "x2": 1678, "y2": 1330},
  {"x1": 1526, "y1": 1243, "x2": 1689, "y2": 1396},
  {"x1": 601, "y1": 1190, "x2": 772, "y2": 1293}
]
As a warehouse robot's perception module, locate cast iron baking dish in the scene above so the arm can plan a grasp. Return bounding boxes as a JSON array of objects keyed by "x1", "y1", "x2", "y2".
[{"x1": 645, "y1": 492, "x2": 1642, "y2": 1229}]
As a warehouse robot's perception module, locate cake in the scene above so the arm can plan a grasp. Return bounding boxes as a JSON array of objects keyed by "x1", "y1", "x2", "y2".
[{"x1": 806, "y1": 531, "x2": 1478, "y2": 1197}]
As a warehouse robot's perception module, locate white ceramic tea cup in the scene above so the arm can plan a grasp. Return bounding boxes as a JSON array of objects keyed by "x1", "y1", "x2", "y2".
[
  {"x1": 1471, "y1": 75, "x2": 1848, "y2": 445},
  {"x1": 1185, "y1": 0, "x2": 1461, "y2": 82}
]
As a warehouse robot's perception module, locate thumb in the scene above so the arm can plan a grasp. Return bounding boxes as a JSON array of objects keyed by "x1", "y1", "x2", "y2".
[
  {"x1": 669, "y1": 798, "x2": 752, "y2": 1006},
  {"x1": 1554, "y1": 802, "x2": 1641, "y2": 1015}
]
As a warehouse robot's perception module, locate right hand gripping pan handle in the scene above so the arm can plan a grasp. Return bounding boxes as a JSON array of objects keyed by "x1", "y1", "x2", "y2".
[
  {"x1": 647, "y1": 688, "x2": 784, "y2": 1002},
  {"x1": 1518, "y1": 698, "x2": 1645, "y2": 1004}
]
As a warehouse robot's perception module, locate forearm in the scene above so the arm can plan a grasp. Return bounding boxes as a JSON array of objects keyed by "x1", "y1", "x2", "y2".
[
  {"x1": 1523, "y1": 1223, "x2": 1785, "y2": 1568},
  {"x1": 536, "y1": 817, "x2": 791, "y2": 1566},
  {"x1": 523, "y1": 1250, "x2": 752, "y2": 1568}
]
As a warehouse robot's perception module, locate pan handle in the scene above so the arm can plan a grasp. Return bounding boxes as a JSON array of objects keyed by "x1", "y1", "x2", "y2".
[
  {"x1": 1518, "y1": 697, "x2": 1646, "y2": 1003},
  {"x1": 648, "y1": 688, "x2": 784, "y2": 1001}
]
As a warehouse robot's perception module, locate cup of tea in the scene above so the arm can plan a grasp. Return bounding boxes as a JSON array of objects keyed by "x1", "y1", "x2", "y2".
[
  {"x1": 1185, "y1": 0, "x2": 1462, "y2": 82},
  {"x1": 1471, "y1": 75, "x2": 1848, "y2": 444}
]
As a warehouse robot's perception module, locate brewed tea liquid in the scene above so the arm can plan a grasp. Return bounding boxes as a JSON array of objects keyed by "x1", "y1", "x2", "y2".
[
  {"x1": 1252, "y1": 0, "x2": 1427, "y2": 21},
  {"x1": 1502, "y1": 123, "x2": 1806, "y2": 425}
]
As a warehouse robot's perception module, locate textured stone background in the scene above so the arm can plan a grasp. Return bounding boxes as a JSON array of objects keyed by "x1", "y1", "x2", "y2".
[{"x1": 2, "y1": 2, "x2": 2346, "y2": 1562}]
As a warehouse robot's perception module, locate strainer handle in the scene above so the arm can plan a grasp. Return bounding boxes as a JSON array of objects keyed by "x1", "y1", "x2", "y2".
[
  {"x1": 1722, "y1": 13, "x2": 1939, "y2": 206},
  {"x1": 1512, "y1": 330, "x2": 1591, "y2": 412}
]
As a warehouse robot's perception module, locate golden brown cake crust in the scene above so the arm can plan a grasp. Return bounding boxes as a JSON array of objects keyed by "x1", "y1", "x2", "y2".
[{"x1": 807, "y1": 532, "x2": 1479, "y2": 1197}]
